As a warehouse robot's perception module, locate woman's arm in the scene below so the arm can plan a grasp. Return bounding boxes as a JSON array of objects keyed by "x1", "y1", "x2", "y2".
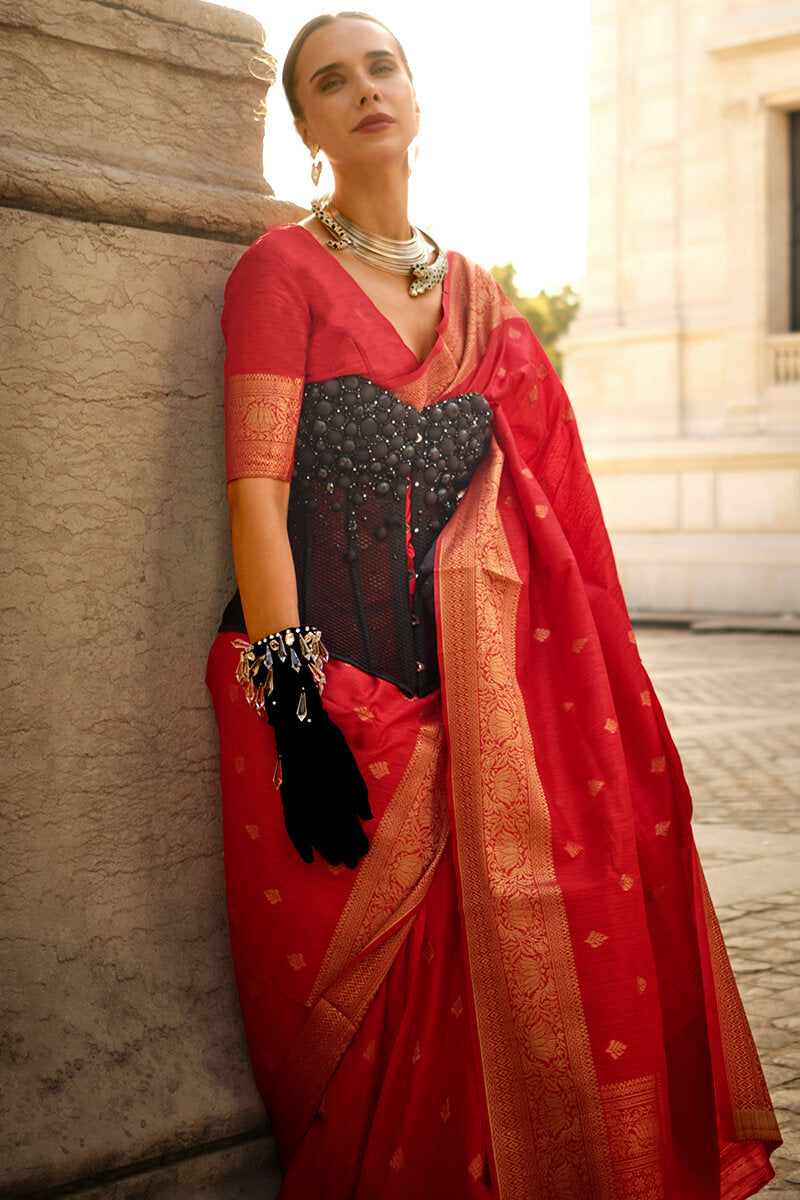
[
  {"x1": 227, "y1": 476, "x2": 299, "y2": 641},
  {"x1": 227, "y1": 473, "x2": 372, "y2": 868}
]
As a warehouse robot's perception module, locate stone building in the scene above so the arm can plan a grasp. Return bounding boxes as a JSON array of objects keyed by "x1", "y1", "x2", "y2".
[
  {"x1": 563, "y1": 0, "x2": 800, "y2": 615},
  {"x1": 2, "y1": 0, "x2": 296, "y2": 1194}
]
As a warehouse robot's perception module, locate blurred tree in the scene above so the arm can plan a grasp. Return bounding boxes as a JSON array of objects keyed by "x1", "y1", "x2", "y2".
[{"x1": 490, "y1": 263, "x2": 580, "y2": 376}]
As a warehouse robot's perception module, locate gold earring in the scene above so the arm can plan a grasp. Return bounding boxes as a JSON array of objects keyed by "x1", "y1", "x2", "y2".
[{"x1": 310, "y1": 143, "x2": 322, "y2": 187}]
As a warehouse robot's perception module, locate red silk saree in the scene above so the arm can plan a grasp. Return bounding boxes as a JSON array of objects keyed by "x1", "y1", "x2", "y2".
[{"x1": 206, "y1": 225, "x2": 781, "y2": 1199}]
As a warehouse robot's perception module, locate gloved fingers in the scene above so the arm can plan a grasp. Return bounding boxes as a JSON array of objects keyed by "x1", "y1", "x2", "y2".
[
  {"x1": 322, "y1": 728, "x2": 373, "y2": 822},
  {"x1": 313, "y1": 812, "x2": 369, "y2": 870},
  {"x1": 281, "y1": 801, "x2": 315, "y2": 864},
  {"x1": 288, "y1": 832, "x2": 315, "y2": 864},
  {"x1": 319, "y1": 815, "x2": 365, "y2": 865},
  {"x1": 336, "y1": 759, "x2": 373, "y2": 823},
  {"x1": 343, "y1": 819, "x2": 370, "y2": 866},
  {"x1": 354, "y1": 786, "x2": 373, "y2": 823},
  {"x1": 312, "y1": 828, "x2": 344, "y2": 868},
  {"x1": 277, "y1": 743, "x2": 372, "y2": 867}
]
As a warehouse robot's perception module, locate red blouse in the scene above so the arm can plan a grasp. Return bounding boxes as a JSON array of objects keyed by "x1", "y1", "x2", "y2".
[{"x1": 222, "y1": 224, "x2": 458, "y2": 483}]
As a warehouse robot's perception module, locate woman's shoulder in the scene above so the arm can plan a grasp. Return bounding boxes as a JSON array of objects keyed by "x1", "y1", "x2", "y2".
[
  {"x1": 224, "y1": 224, "x2": 316, "y2": 308},
  {"x1": 443, "y1": 247, "x2": 519, "y2": 317},
  {"x1": 232, "y1": 222, "x2": 311, "y2": 270},
  {"x1": 442, "y1": 245, "x2": 504, "y2": 292}
]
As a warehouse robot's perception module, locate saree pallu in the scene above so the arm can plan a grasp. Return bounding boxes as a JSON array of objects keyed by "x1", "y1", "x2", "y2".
[{"x1": 208, "y1": 230, "x2": 780, "y2": 1198}]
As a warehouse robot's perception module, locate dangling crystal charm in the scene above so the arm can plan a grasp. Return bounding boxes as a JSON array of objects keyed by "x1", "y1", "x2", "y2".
[{"x1": 236, "y1": 626, "x2": 328, "y2": 717}]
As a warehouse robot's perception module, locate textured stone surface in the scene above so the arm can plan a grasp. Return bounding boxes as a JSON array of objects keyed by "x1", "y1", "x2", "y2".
[
  {"x1": 0, "y1": 0, "x2": 303, "y2": 1192},
  {"x1": 60, "y1": 1136, "x2": 280, "y2": 1199},
  {"x1": 0, "y1": 207, "x2": 265, "y2": 1193},
  {"x1": 0, "y1": 0, "x2": 266, "y2": 71},
  {"x1": 0, "y1": 0, "x2": 306, "y2": 239}
]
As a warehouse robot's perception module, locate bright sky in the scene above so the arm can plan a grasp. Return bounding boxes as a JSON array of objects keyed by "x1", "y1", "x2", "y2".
[{"x1": 218, "y1": 1, "x2": 592, "y2": 295}]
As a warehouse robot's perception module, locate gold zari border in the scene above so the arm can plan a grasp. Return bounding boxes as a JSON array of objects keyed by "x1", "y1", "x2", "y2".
[
  {"x1": 599, "y1": 1075, "x2": 667, "y2": 1200},
  {"x1": 225, "y1": 371, "x2": 304, "y2": 481},
  {"x1": 393, "y1": 257, "x2": 519, "y2": 410},
  {"x1": 437, "y1": 438, "x2": 615, "y2": 1198},
  {"x1": 698, "y1": 868, "x2": 781, "y2": 1142},
  {"x1": 270, "y1": 715, "x2": 449, "y2": 1151}
]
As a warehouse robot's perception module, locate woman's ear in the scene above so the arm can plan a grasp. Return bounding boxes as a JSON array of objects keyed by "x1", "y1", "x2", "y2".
[{"x1": 294, "y1": 116, "x2": 312, "y2": 150}]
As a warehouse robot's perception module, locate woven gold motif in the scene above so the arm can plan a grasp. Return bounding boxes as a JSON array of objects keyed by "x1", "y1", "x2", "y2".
[
  {"x1": 225, "y1": 372, "x2": 304, "y2": 481},
  {"x1": 600, "y1": 1074, "x2": 667, "y2": 1199}
]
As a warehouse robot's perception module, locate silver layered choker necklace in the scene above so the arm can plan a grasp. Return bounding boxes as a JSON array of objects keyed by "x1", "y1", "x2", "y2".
[{"x1": 311, "y1": 194, "x2": 448, "y2": 297}]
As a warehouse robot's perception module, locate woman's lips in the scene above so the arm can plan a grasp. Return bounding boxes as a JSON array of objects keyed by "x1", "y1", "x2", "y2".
[{"x1": 353, "y1": 114, "x2": 394, "y2": 132}]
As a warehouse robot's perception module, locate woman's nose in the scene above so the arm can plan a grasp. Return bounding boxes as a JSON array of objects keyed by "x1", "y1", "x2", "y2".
[{"x1": 358, "y1": 76, "x2": 381, "y2": 105}]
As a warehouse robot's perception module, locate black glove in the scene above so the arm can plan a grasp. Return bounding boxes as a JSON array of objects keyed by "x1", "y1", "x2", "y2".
[{"x1": 236, "y1": 627, "x2": 372, "y2": 868}]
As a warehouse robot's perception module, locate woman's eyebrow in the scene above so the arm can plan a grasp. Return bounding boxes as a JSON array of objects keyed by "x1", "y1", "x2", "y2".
[
  {"x1": 309, "y1": 61, "x2": 343, "y2": 84},
  {"x1": 309, "y1": 50, "x2": 397, "y2": 85}
]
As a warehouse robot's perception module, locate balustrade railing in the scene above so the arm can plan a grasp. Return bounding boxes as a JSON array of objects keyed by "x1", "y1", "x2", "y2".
[{"x1": 769, "y1": 333, "x2": 800, "y2": 385}]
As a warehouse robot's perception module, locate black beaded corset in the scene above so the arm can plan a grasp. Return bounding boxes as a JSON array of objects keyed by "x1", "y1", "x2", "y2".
[{"x1": 288, "y1": 374, "x2": 493, "y2": 696}]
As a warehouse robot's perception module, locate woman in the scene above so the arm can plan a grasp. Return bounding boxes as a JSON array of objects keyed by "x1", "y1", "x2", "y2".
[{"x1": 206, "y1": 12, "x2": 781, "y2": 1198}]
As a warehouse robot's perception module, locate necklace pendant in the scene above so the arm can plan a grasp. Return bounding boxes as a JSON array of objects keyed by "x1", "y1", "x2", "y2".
[{"x1": 410, "y1": 251, "x2": 448, "y2": 296}]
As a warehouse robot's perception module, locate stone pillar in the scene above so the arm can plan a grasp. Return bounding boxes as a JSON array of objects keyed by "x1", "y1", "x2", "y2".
[{"x1": 0, "y1": 1, "x2": 303, "y2": 1194}]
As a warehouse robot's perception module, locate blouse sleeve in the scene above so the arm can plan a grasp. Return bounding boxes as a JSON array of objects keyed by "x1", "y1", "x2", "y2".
[{"x1": 221, "y1": 235, "x2": 310, "y2": 483}]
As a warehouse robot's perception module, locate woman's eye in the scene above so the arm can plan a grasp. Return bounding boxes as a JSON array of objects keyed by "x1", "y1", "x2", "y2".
[{"x1": 320, "y1": 77, "x2": 343, "y2": 91}]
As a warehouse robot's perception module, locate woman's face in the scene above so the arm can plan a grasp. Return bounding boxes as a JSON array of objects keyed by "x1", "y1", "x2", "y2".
[{"x1": 293, "y1": 17, "x2": 419, "y2": 172}]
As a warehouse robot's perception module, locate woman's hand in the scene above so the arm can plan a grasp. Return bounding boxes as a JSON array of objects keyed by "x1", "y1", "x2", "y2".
[
  {"x1": 274, "y1": 698, "x2": 373, "y2": 869},
  {"x1": 237, "y1": 627, "x2": 372, "y2": 869}
]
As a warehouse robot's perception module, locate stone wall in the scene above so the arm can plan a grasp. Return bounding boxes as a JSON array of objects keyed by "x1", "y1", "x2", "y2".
[
  {"x1": 1, "y1": 1, "x2": 303, "y2": 1194},
  {"x1": 563, "y1": 0, "x2": 800, "y2": 615}
]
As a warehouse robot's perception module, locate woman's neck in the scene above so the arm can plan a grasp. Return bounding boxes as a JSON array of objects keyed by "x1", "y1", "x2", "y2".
[{"x1": 330, "y1": 163, "x2": 411, "y2": 241}]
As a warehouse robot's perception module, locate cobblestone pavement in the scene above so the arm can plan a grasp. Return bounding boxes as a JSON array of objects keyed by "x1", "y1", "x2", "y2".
[{"x1": 638, "y1": 629, "x2": 800, "y2": 1196}]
